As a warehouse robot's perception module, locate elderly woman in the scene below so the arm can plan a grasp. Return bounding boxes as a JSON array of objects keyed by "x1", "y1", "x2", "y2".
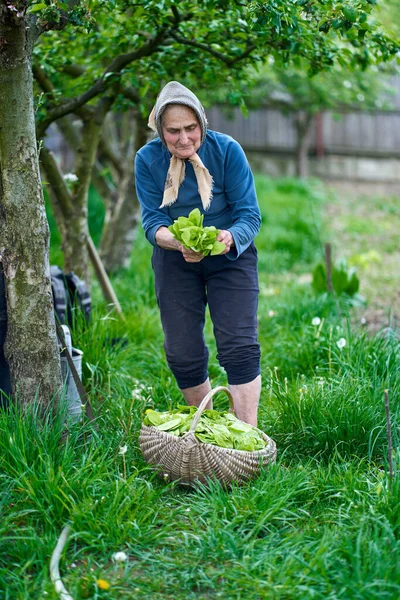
[{"x1": 135, "y1": 81, "x2": 261, "y2": 426}]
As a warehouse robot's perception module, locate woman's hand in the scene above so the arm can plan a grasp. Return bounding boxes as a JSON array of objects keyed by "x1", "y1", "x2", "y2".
[
  {"x1": 181, "y1": 246, "x2": 204, "y2": 263},
  {"x1": 216, "y1": 230, "x2": 234, "y2": 255}
]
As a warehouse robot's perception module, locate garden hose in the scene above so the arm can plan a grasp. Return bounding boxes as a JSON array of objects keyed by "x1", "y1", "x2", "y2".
[{"x1": 50, "y1": 524, "x2": 74, "y2": 600}]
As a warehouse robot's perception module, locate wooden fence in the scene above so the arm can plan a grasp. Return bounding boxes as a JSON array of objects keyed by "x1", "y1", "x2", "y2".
[{"x1": 206, "y1": 78, "x2": 400, "y2": 158}]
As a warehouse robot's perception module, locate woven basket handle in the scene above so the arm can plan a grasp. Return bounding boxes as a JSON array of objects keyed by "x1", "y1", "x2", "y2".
[{"x1": 188, "y1": 386, "x2": 234, "y2": 434}]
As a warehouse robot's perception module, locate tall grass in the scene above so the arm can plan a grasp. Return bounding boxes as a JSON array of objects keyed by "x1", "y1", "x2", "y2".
[{"x1": 1, "y1": 176, "x2": 399, "y2": 599}]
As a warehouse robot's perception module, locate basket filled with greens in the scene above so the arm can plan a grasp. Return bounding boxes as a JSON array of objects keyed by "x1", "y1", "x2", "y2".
[{"x1": 139, "y1": 386, "x2": 276, "y2": 486}]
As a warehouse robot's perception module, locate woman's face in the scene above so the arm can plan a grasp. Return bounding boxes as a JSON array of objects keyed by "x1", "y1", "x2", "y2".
[{"x1": 162, "y1": 105, "x2": 202, "y2": 159}]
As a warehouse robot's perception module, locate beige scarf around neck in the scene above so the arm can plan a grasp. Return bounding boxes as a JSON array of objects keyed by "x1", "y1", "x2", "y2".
[{"x1": 148, "y1": 103, "x2": 213, "y2": 211}]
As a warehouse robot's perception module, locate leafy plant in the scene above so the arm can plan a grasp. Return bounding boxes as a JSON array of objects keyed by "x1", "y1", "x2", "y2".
[
  {"x1": 144, "y1": 405, "x2": 267, "y2": 451},
  {"x1": 312, "y1": 257, "x2": 365, "y2": 305},
  {"x1": 168, "y1": 208, "x2": 226, "y2": 256}
]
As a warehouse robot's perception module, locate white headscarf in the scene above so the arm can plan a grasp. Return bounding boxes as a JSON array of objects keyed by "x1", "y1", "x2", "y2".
[{"x1": 148, "y1": 81, "x2": 213, "y2": 211}]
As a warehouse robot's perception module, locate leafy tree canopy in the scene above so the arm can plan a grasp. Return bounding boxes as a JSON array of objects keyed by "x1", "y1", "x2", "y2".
[{"x1": 32, "y1": 0, "x2": 399, "y2": 127}]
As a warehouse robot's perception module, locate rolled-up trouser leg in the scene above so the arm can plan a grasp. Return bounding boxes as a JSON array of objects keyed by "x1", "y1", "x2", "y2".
[
  {"x1": 152, "y1": 247, "x2": 209, "y2": 389},
  {"x1": 206, "y1": 244, "x2": 260, "y2": 385}
]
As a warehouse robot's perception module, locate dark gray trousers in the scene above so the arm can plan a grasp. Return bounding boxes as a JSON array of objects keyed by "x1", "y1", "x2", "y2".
[{"x1": 152, "y1": 243, "x2": 260, "y2": 389}]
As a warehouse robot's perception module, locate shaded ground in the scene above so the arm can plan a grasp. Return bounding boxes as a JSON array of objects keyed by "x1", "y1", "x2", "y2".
[{"x1": 325, "y1": 182, "x2": 400, "y2": 334}]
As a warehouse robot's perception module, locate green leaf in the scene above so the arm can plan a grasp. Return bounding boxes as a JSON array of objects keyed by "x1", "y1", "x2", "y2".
[
  {"x1": 312, "y1": 263, "x2": 327, "y2": 294},
  {"x1": 342, "y1": 7, "x2": 358, "y2": 23},
  {"x1": 188, "y1": 208, "x2": 203, "y2": 228},
  {"x1": 29, "y1": 3, "x2": 47, "y2": 12},
  {"x1": 332, "y1": 266, "x2": 349, "y2": 295},
  {"x1": 211, "y1": 241, "x2": 226, "y2": 255},
  {"x1": 144, "y1": 410, "x2": 163, "y2": 427},
  {"x1": 157, "y1": 417, "x2": 183, "y2": 431},
  {"x1": 345, "y1": 271, "x2": 360, "y2": 296}
]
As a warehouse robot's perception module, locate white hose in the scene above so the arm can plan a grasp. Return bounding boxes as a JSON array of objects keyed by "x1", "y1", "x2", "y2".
[{"x1": 49, "y1": 524, "x2": 74, "y2": 600}]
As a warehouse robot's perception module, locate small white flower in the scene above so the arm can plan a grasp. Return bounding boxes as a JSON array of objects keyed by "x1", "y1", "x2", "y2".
[
  {"x1": 357, "y1": 93, "x2": 365, "y2": 102},
  {"x1": 186, "y1": 507, "x2": 191, "y2": 512},
  {"x1": 343, "y1": 80, "x2": 352, "y2": 89},
  {"x1": 336, "y1": 337, "x2": 346, "y2": 349},
  {"x1": 312, "y1": 317, "x2": 321, "y2": 326},
  {"x1": 268, "y1": 310, "x2": 277, "y2": 317},
  {"x1": 119, "y1": 445, "x2": 128, "y2": 455},
  {"x1": 112, "y1": 551, "x2": 128, "y2": 562},
  {"x1": 63, "y1": 173, "x2": 78, "y2": 182},
  {"x1": 361, "y1": 317, "x2": 367, "y2": 325}
]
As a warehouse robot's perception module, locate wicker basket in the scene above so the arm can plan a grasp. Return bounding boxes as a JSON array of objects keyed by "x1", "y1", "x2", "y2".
[{"x1": 139, "y1": 386, "x2": 277, "y2": 486}]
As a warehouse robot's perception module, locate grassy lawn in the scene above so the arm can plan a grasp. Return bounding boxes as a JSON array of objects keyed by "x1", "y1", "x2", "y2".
[
  {"x1": 1, "y1": 177, "x2": 399, "y2": 599},
  {"x1": 325, "y1": 188, "x2": 400, "y2": 333}
]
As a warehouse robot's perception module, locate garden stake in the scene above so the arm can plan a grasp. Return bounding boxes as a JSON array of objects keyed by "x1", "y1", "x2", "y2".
[
  {"x1": 324, "y1": 243, "x2": 333, "y2": 293},
  {"x1": 87, "y1": 236, "x2": 125, "y2": 320},
  {"x1": 384, "y1": 389, "x2": 393, "y2": 487}
]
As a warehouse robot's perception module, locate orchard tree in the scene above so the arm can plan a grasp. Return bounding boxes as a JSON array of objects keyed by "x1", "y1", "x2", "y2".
[
  {"x1": 0, "y1": 1, "x2": 96, "y2": 406},
  {"x1": 243, "y1": 60, "x2": 397, "y2": 176},
  {"x1": 0, "y1": 0, "x2": 398, "y2": 408}
]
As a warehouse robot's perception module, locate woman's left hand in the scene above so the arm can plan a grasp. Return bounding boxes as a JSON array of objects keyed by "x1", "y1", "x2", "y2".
[{"x1": 216, "y1": 230, "x2": 234, "y2": 255}]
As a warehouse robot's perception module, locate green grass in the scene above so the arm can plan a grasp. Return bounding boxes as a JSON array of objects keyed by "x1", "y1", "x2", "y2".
[{"x1": 1, "y1": 176, "x2": 399, "y2": 599}]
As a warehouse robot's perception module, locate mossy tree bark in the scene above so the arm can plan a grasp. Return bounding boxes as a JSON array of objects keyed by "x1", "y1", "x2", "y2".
[
  {"x1": 99, "y1": 111, "x2": 148, "y2": 273},
  {"x1": 0, "y1": 9, "x2": 62, "y2": 406}
]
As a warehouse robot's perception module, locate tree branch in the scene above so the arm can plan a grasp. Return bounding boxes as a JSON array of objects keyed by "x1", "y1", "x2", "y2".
[
  {"x1": 32, "y1": 63, "x2": 56, "y2": 98},
  {"x1": 40, "y1": 147, "x2": 73, "y2": 218},
  {"x1": 120, "y1": 85, "x2": 141, "y2": 105},
  {"x1": 170, "y1": 33, "x2": 256, "y2": 67},
  {"x1": 62, "y1": 63, "x2": 86, "y2": 78},
  {"x1": 36, "y1": 28, "x2": 167, "y2": 136}
]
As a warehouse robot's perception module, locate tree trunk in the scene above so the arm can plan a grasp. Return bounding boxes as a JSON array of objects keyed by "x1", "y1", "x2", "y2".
[
  {"x1": 43, "y1": 103, "x2": 112, "y2": 285},
  {"x1": 0, "y1": 13, "x2": 62, "y2": 406},
  {"x1": 294, "y1": 111, "x2": 313, "y2": 178},
  {"x1": 62, "y1": 117, "x2": 100, "y2": 284},
  {"x1": 99, "y1": 113, "x2": 148, "y2": 273}
]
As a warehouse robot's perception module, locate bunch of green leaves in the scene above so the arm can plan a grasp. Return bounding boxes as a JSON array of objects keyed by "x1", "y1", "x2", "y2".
[
  {"x1": 168, "y1": 209, "x2": 226, "y2": 256},
  {"x1": 144, "y1": 405, "x2": 267, "y2": 452},
  {"x1": 312, "y1": 257, "x2": 365, "y2": 305}
]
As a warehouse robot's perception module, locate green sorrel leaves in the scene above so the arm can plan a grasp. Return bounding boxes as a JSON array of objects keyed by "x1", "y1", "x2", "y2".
[
  {"x1": 168, "y1": 208, "x2": 226, "y2": 256},
  {"x1": 144, "y1": 406, "x2": 267, "y2": 451}
]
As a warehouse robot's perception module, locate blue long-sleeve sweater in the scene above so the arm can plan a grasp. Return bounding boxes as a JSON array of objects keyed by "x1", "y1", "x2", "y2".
[{"x1": 134, "y1": 129, "x2": 261, "y2": 259}]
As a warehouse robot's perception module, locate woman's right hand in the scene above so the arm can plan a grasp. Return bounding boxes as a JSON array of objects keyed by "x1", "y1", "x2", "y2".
[{"x1": 181, "y1": 246, "x2": 204, "y2": 263}]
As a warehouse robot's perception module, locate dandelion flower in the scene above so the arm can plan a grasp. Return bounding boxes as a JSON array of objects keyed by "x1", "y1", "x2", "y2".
[
  {"x1": 112, "y1": 551, "x2": 128, "y2": 562},
  {"x1": 336, "y1": 337, "x2": 346, "y2": 349},
  {"x1": 97, "y1": 579, "x2": 111, "y2": 590},
  {"x1": 312, "y1": 317, "x2": 321, "y2": 326}
]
